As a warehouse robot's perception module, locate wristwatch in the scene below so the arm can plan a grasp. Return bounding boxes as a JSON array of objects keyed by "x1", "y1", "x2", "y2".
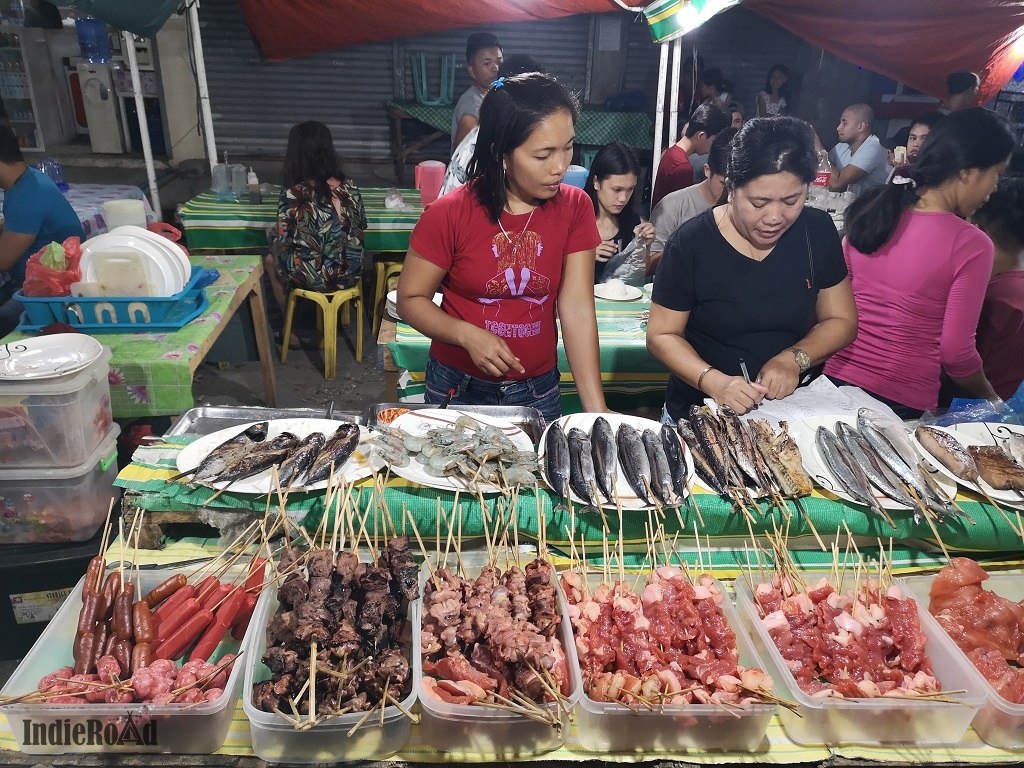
[{"x1": 788, "y1": 346, "x2": 811, "y2": 374}]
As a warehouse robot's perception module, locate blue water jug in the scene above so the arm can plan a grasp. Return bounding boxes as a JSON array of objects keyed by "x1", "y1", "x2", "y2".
[{"x1": 76, "y1": 17, "x2": 111, "y2": 64}]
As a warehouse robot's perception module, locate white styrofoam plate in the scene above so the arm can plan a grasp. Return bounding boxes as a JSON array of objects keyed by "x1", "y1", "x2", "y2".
[
  {"x1": 913, "y1": 422, "x2": 1024, "y2": 507},
  {"x1": 0, "y1": 333, "x2": 105, "y2": 379}
]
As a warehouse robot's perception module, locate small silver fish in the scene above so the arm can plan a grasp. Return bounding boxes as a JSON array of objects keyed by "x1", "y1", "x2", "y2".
[
  {"x1": 836, "y1": 422, "x2": 918, "y2": 509},
  {"x1": 816, "y1": 426, "x2": 894, "y2": 526}
]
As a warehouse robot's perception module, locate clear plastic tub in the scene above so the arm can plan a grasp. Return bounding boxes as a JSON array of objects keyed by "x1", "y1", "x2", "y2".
[
  {"x1": 413, "y1": 560, "x2": 580, "y2": 756},
  {"x1": 0, "y1": 563, "x2": 269, "y2": 754},
  {"x1": 901, "y1": 572, "x2": 1024, "y2": 750},
  {"x1": 242, "y1": 581, "x2": 416, "y2": 763},
  {"x1": 0, "y1": 347, "x2": 112, "y2": 469},
  {"x1": 567, "y1": 574, "x2": 776, "y2": 752},
  {"x1": 0, "y1": 425, "x2": 120, "y2": 545},
  {"x1": 733, "y1": 575, "x2": 986, "y2": 745}
]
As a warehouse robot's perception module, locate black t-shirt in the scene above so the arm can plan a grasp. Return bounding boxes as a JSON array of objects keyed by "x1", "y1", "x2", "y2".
[
  {"x1": 651, "y1": 206, "x2": 847, "y2": 420},
  {"x1": 594, "y1": 206, "x2": 641, "y2": 283}
]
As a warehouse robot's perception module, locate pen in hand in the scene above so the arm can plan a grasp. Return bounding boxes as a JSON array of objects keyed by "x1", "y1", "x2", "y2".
[{"x1": 739, "y1": 359, "x2": 758, "y2": 409}]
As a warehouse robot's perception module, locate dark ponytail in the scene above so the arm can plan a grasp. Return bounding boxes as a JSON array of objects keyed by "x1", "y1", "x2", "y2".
[{"x1": 845, "y1": 108, "x2": 1014, "y2": 254}]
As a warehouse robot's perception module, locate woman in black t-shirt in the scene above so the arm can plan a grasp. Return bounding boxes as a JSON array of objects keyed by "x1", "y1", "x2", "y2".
[
  {"x1": 647, "y1": 117, "x2": 858, "y2": 418},
  {"x1": 585, "y1": 141, "x2": 655, "y2": 283}
]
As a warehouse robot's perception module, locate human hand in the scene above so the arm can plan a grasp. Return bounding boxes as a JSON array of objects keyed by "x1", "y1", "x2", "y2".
[
  {"x1": 462, "y1": 325, "x2": 525, "y2": 377},
  {"x1": 705, "y1": 372, "x2": 768, "y2": 415},
  {"x1": 595, "y1": 240, "x2": 618, "y2": 263},
  {"x1": 757, "y1": 352, "x2": 801, "y2": 400},
  {"x1": 634, "y1": 221, "x2": 656, "y2": 243},
  {"x1": 886, "y1": 149, "x2": 896, "y2": 168}
]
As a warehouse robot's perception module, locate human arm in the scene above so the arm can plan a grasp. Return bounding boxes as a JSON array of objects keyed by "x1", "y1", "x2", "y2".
[
  {"x1": 939, "y1": 231, "x2": 999, "y2": 401},
  {"x1": 557, "y1": 248, "x2": 608, "y2": 412},
  {"x1": 452, "y1": 114, "x2": 478, "y2": 150},
  {"x1": 756, "y1": 93, "x2": 769, "y2": 118},
  {"x1": 396, "y1": 250, "x2": 525, "y2": 377},
  {"x1": 646, "y1": 302, "x2": 767, "y2": 414},
  {"x1": 0, "y1": 230, "x2": 37, "y2": 272},
  {"x1": 757, "y1": 277, "x2": 858, "y2": 399},
  {"x1": 595, "y1": 240, "x2": 617, "y2": 265},
  {"x1": 827, "y1": 159, "x2": 868, "y2": 193}
]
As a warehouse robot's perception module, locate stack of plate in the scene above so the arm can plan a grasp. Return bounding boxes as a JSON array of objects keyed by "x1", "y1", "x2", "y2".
[
  {"x1": 79, "y1": 225, "x2": 191, "y2": 297},
  {"x1": 0, "y1": 333, "x2": 105, "y2": 380},
  {"x1": 385, "y1": 290, "x2": 443, "y2": 322}
]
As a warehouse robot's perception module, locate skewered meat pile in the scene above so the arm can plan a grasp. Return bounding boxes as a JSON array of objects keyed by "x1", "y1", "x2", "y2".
[
  {"x1": 560, "y1": 566, "x2": 773, "y2": 707},
  {"x1": 419, "y1": 558, "x2": 571, "y2": 708},
  {"x1": 928, "y1": 557, "x2": 1024, "y2": 703},
  {"x1": 754, "y1": 575, "x2": 939, "y2": 698},
  {"x1": 251, "y1": 537, "x2": 419, "y2": 719}
]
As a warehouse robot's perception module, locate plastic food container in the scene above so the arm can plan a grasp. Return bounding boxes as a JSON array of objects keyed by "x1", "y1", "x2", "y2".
[
  {"x1": 734, "y1": 575, "x2": 986, "y2": 745},
  {"x1": 901, "y1": 573, "x2": 1024, "y2": 750},
  {"x1": 413, "y1": 559, "x2": 580, "y2": 756},
  {"x1": 0, "y1": 347, "x2": 112, "y2": 470},
  {"x1": 0, "y1": 564, "x2": 269, "y2": 754},
  {"x1": 0, "y1": 425, "x2": 120, "y2": 545},
  {"x1": 567, "y1": 574, "x2": 776, "y2": 752},
  {"x1": 242, "y1": 582, "x2": 416, "y2": 763}
]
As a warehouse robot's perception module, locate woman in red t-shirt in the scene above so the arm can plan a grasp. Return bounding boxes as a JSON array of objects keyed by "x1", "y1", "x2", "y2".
[{"x1": 397, "y1": 72, "x2": 608, "y2": 422}]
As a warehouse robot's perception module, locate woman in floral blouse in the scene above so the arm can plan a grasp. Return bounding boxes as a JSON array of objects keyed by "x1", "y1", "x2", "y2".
[{"x1": 265, "y1": 121, "x2": 366, "y2": 346}]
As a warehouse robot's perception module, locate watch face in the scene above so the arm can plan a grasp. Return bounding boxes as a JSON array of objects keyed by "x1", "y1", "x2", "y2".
[{"x1": 791, "y1": 347, "x2": 810, "y2": 372}]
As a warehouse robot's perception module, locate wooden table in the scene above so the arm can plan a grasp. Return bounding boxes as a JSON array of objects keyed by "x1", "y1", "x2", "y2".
[{"x1": 0, "y1": 254, "x2": 277, "y2": 418}]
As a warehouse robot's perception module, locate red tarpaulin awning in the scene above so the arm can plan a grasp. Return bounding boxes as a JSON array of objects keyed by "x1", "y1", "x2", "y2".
[{"x1": 236, "y1": 0, "x2": 1024, "y2": 103}]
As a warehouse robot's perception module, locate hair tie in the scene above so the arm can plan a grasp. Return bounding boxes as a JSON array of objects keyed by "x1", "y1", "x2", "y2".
[
  {"x1": 491, "y1": 77, "x2": 505, "y2": 89},
  {"x1": 891, "y1": 165, "x2": 920, "y2": 190}
]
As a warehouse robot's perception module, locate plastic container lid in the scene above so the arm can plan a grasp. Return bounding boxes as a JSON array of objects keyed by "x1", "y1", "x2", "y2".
[{"x1": 0, "y1": 345, "x2": 111, "y2": 395}]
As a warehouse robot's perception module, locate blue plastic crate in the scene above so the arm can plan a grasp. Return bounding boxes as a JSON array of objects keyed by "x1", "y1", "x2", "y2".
[{"x1": 15, "y1": 266, "x2": 209, "y2": 333}]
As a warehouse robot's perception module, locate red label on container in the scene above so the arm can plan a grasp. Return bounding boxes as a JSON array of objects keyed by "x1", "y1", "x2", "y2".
[{"x1": 813, "y1": 171, "x2": 831, "y2": 187}]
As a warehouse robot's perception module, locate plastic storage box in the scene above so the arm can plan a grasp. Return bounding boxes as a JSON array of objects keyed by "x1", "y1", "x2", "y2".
[
  {"x1": 567, "y1": 575, "x2": 776, "y2": 752},
  {"x1": 0, "y1": 347, "x2": 112, "y2": 469},
  {"x1": 734, "y1": 576, "x2": 986, "y2": 745},
  {"x1": 0, "y1": 563, "x2": 270, "y2": 754},
  {"x1": 413, "y1": 560, "x2": 580, "y2": 757},
  {"x1": 901, "y1": 573, "x2": 1024, "y2": 750},
  {"x1": 0, "y1": 425, "x2": 120, "y2": 545},
  {"x1": 16, "y1": 266, "x2": 207, "y2": 333},
  {"x1": 242, "y1": 582, "x2": 416, "y2": 763}
]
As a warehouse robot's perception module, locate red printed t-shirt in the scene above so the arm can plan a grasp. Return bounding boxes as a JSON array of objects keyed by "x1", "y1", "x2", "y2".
[
  {"x1": 651, "y1": 144, "x2": 693, "y2": 209},
  {"x1": 409, "y1": 183, "x2": 600, "y2": 381}
]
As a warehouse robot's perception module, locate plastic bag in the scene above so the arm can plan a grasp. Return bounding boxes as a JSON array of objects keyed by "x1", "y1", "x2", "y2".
[
  {"x1": 600, "y1": 234, "x2": 648, "y2": 287},
  {"x1": 21, "y1": 236, "x2": 82, "y2": 297}
]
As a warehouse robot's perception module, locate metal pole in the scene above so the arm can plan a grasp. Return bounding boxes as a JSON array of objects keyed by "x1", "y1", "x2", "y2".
[
  {"x1": 668, "y1": 37, "x2": 682, "y2": 150},
  {"x1": 188, "y1": 0, "x2": 218, "y2": 170},
  {"x1": 122, "y1": 31, "x2": 162, "y2": 219},
  {"x1": 652, "y1": 42, "x2": 670, "y2": 186}
]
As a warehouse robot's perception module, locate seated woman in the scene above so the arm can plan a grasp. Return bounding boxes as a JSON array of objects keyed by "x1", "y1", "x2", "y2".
[
  {"x1": 397, "y1": 73, "x2": 607, "y2": 423},
  {"x1": 968, "y1": 177, "x2": 1024, "y2": 401},
  {"x1": 824, "y1": 108, "x2": 1015, "y2": 417},
  {"x1": 584, "y1": 141, "x2": 655, "y2": 283},
  {"x1": 647, "y1": 117, "x2": 857, "y2": 418},
  {"x1": 265, "y1": 121, "x2": 366, "y2": 348}
]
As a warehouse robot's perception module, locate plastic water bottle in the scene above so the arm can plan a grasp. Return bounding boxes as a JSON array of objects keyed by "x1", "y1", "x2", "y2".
[{"x1": 7, "y1": 0, "x2": 24, "y2": 25}]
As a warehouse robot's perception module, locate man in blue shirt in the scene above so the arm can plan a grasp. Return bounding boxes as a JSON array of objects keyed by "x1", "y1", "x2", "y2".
[
  {"x1": 821, "y1": 103, "x2": 891, "y2": 193},
  {"x1": 0, "y1": 126, "x2": 84, "y2": 337}
]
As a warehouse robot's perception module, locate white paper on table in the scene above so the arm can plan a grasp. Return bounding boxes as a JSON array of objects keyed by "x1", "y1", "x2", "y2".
[{"x1": 704, "y1": 376, "x2": 903, "y2": 426}]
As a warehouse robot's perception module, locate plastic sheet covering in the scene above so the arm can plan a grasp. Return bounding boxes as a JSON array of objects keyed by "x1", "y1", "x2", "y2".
[{"x1": 65, "y1": 0, "x2": 179, "y2": 38}]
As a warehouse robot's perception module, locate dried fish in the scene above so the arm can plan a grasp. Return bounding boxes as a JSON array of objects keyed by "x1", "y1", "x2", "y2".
[
  {"x1": 719, "y1": 408, "x2": 769, "y2": 491},
  {"x1": 968, "y1": 446, "x2": 1024, "y2": 491},
  {"x1": 676, "y1": 420, "x2": 727, "y2": 498},
  {"x1": 616, "y1": 423, "x2": 652, "y2": 505},
  {"x1": 915, "y1": 426, "x2": 980, "y2": 483},
  {"x1": 210, "y1": 432, "x2": 300, "y2": 484},
  {"x1": 642, "y1": 428, "x2": 677, "y2": 506},
  {"x1": 660, "y1": 424, "x2": 690, "y2": 502},
  {"x1": 305, "y1": 423, "x2": 361, "y2": 484},
  {"x1": 590, "y1": 417, "x2": 618, "y2": 505},
  {"x1": 180, "y1": 421, "x2": 269, "y2": 483},
  {"x1": 689, "y1": 406, "x2": 732, "y2": 492},
  {"x1": 544, "y1": 421, "x2": 571, "y2": 509},
  {"x1": 277, "y1": 431, "x2": 327, "y2": 487},
  {"x1": 748, "y1": 420, "x2": 812, "y2": 497},
  {"x1": 567, "y1": 428, "x2": 599, "y2": 507}
]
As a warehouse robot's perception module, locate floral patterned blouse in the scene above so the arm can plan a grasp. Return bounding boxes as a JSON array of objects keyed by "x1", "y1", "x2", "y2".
[{"x1": 267, "y1": 178, "x2": 367, "y2": 292}]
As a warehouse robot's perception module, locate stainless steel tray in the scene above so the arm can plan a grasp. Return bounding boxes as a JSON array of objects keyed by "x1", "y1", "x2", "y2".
[
  {"x1": 367, "y1": 402, "x2": 544, "y2": 444},
  {"x1": 166, "y1": 406, "x2": 365, "y2": 438}
]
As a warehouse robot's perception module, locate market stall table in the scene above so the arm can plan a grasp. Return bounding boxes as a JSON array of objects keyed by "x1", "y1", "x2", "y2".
[
  {"x1": 388, "y1": 295, "x2": 670, "y2": 412},
  {"x1": 387, "y1": 100, "x2": 653, "y2": 183},
  {"x1": 177, "y1": 187, "x2": 423, "y2": 254},
  {"x1": 0, "y1": 183, "x2": 156, "y2": 239},
  {"x1": 0, "y1": 253, "x2": 277, "y2": 419}
]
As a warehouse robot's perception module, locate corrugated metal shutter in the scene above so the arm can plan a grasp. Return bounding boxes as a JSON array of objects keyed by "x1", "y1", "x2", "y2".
[
  {"x1": 200, "y1": 0, "x2": 396, "y2": 158},
  {"x1": 200, "y1": 0, "x2": 592, "y2": 159},
  {"x1": 623, "y1": 7, "x2": 807, "y2": 121}
]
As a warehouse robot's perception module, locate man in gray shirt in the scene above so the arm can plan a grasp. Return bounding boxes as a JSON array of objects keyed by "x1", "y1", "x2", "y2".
[{"x1": 451, "y1": 32, "x2": 502, "y2": 151}]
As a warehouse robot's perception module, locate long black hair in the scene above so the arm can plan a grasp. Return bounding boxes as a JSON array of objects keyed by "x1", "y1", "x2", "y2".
[
  {"x1": 764, "y1": 64, "x2": 791, "y2": 101},
  {"x1": 281, "y1": 121, "x2": 346, "y2": 202},
  {"x1": 583, "y1": 141, "x2": 641, "y2": 214},
  {"x1": 845, "y1": 108, "x2": 1015, "y2": 254},
  {"x1": 971, "y1": 177, "x2": 1024, "y2": 253},
  {"x1": 467, "y1": 72, "x2": 579, "y2": 223},
  {"x1": 727, "y1": 116, "x2": 817, "y2": 189}
]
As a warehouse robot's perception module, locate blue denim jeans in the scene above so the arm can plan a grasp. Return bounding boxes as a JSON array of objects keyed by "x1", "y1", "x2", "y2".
[{"x1": 424, "y1": 358, "x2": 562, "y2": 425}]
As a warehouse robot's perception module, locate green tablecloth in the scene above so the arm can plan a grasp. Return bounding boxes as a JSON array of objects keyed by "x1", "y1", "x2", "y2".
[
  {"x1": 2, "y1": 254, "x2": 261, "y2": 419},
  {"x1": 389, "y1": 100, "x2": 654, "y2": 150},
  {"x1": 117, "y1": 437, "x2": 1024, "y2": 572},
  {"x1": 389, "y1": 296, "x2": 669, "y2": 411},
  {"x1": 177, "y1": 187, "x2": 423, "y2": 253}
]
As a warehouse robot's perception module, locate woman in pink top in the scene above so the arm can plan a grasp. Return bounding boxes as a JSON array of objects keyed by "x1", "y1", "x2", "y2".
[{"x1": 824, "y1": 109, "x2": 1015, "y2": 418}]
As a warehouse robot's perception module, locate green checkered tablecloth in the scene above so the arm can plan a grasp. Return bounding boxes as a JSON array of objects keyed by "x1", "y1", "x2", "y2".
[
  {"x1": 2, "y1": 254, "x2": 261, "y2": 419},
  {"x1": 389, "y1": 100, "x2": 654, "y2": 149},
  {"x1": 178, "y1": 188, "x2": 423, "y2": 253},
  {"x1": 389, "y1": 297, "x2": 669, "y2": 411}
]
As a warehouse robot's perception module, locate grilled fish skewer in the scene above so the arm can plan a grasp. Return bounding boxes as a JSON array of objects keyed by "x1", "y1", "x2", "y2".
[
  {"x1": 169, "y1": 421, "x2": 270, "y2": 483},
  {"x1": 616, "y1": 423, "x2": 652, "y2": 505},
  {"x1": 590, "y1": 417, "x2": 617, "y2": 505},
  {"x1": 567, "y1": 428, "x2": 599, "y2": 508},
  {"x1": 816, "y1": 426, "x2": 895, "y2": 528}
]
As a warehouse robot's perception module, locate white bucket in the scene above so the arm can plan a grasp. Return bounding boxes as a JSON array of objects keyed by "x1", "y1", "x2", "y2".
[{"x1": 101, "y1": 199, "x2": 147, "y2": 231}]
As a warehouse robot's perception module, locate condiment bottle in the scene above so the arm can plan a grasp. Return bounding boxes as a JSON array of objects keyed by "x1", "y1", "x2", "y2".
[{"x1": 248, "y1": 167, "x2": 262, "y2": 204}]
